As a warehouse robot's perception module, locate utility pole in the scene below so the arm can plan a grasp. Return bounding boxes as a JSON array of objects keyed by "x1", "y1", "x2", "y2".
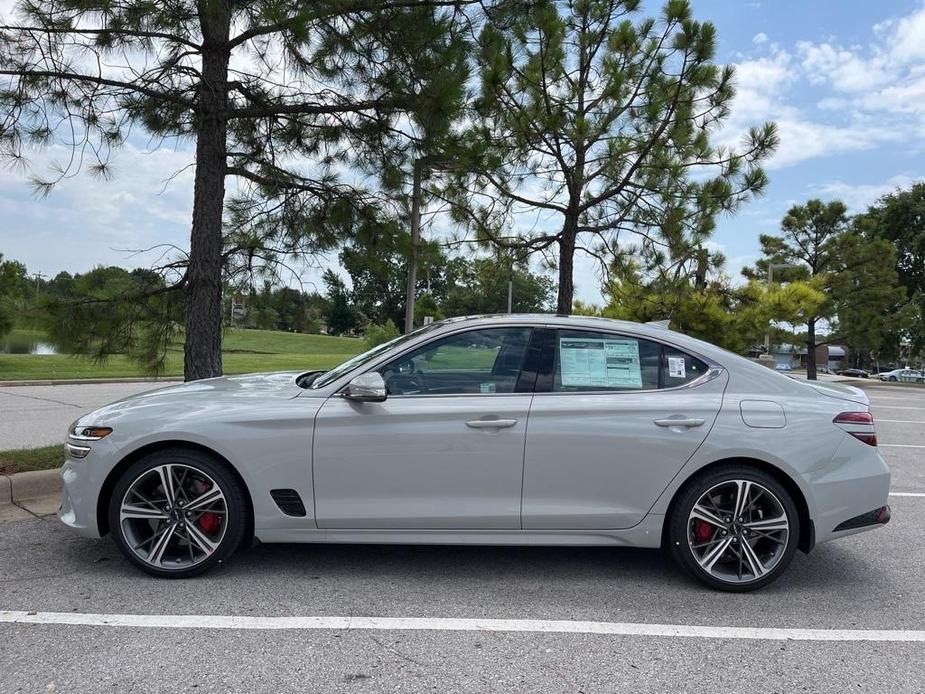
[
  {"x1": 32, "y1": 272, "x2": 46, "y2": 303},
  {"x1": 404, "y1": 157, "x2": 424, "y2": 334}
]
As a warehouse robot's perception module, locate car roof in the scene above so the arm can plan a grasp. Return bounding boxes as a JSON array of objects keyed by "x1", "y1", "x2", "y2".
[{"x1": 421, "y1": 313, "x2": 728, "y2": 363}]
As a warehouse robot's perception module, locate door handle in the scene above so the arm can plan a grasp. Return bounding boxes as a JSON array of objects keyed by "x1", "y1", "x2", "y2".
[
  {"x1": 653, "y1": 417, "x2": 705, "y2": 428},
  {"x1": 466, "y1": 418, "x2": 518, "y2": 429}
]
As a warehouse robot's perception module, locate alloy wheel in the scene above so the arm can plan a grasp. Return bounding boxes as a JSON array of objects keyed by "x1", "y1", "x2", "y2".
[
  {"x1": 687, "y1": 479, "x2": 790, "y2": 584},
  {"x1": 118, "y1": 463, "x2": 228, "y2": 570}
]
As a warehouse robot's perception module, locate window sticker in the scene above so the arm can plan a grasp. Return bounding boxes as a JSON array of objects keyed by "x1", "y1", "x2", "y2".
[
  {"x1": 559, "y1": 337, "x2": 642, "y2": 388},
  {"x1": 667, "y1": 356, "x2": 686, "y2": 379}
]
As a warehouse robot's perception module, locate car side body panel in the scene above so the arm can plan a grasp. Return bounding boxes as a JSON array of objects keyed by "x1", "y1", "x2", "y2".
[
  {"x1": 521, "y1": 372, "x2": 727, "y2": 529},
  {"x1": 58, "y1": 315, "x2": 891, "y2": 556}
]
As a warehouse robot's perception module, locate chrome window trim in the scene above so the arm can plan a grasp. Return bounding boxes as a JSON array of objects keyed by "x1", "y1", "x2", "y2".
[
  {"x1": 321, "y1": 320, "x2": 725, "y2": 397},
  {"x1": 531, "y1": 364, "x2": 724, "y2": 397}
]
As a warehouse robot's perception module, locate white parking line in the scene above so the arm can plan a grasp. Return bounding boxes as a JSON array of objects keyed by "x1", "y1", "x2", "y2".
[
  {"x1": 871, "y1": 403, "x2": 925, "y2": 410},
  {"x1": 890, "y1": 492, "x2": 925, "y2": 497},
  {"x1": 879, "y1": 444, "x2": 925, "y2": 449},
  {"x1": 877, "y1": 419, "x2": 925, "y2": 424},
  {"x1": 1, "y1": 611, "x2": 924, "y2": 642}
]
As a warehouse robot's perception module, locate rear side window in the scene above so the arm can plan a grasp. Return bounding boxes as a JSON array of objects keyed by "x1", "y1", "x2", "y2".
[
  {"x1": 662, "y1": 347, "x2": 709, "y2": 386},
  {"x1": 551, "y1": 330, "x2": 710, "y2": 392},
  {"x1": 553, "y1": 331, "x2": 661, "y2": 391}
]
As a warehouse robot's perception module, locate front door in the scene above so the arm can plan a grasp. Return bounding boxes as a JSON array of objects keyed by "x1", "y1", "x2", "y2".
[
  {"x1": 522, "y1": 329, "x2": 726, "y2": 530},
  {"x1": 313, "y1": 326, "x2": 536, "y2": 529}
]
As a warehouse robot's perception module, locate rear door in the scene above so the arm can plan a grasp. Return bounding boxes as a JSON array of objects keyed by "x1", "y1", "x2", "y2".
[{"x1": 522, "y1": 328, "x2": 726, "y2": 530}]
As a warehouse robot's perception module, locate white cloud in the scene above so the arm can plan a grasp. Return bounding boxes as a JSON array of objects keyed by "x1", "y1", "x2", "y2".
[
  {"x1": 0, "y1": 142, "x2": 196, "y2": 277},
  {"x1": 721, "y1": 3, "x2": 925, "y2": 168},
  {"x1": 883, "y1": 2, "x2": 925, "y2": 63},
  {"x1": 809, "y1": 174, "x2": 924, "y2": 211},
  {"x1": 797, "y1": 41, "x2": 894, "y2": 93},
  {"x1": 752, "y1": 32, "x2": 769, "y2": 46}
]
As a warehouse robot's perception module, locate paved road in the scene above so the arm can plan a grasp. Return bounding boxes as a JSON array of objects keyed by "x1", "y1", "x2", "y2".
[
  {"x1": 0, "y1": 382, "x2": 171, "y2": 449},
  {"x1": 1, "y1": 381, "x2": 924, "y2": 692}
]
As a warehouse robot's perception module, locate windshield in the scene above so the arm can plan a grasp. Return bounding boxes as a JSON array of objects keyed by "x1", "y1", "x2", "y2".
[{"x1": 311, "y1": 323, "x2": 444, "y2": 389}]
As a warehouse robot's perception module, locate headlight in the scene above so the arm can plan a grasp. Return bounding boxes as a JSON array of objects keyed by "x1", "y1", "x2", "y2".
[{"x1": 69, "y1": 426, "x2": 113, "y2": 441}]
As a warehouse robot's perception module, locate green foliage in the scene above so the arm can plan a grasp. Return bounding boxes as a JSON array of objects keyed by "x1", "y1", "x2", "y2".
[
  {"x1": 322, "y1": 270, "x2": 360, "y2": 337},
  {"x1": 339, "y1": 220, "x2": 443, "y2": 329},
  {"x1": 0, "y1": 328, "x2": 362, "y2": 381},
  {"x1": 0, "y1": 444, "x2": 63, "y2": 475},
  {"x1": 414, "y1": 292, "x2": 444, "y2": 326},
  {"x1": 440, "y1": 257, "x2": 555, "y2": 317},
  {"x1": 601, "y1": 267, "x2": 824, "y2": 354},
  {"x1": 446, "y1": 0, "x2": 777, "y2": 312},
  {"x1": 857, "y1": 183, "x2": 925, "y2": 358},
  {"x1": 0, "y1": 1, "x2": 477, "y2": 378},
  {"x1": 0, "y1": 254, "x2": 28, "y2": 337},
  {"x1": 746, "y1": 198, "x2": 907, "y2": 373},
  {"x1": 35, "y1": 265, "x2": 180, "y2": 375},
  {"x1": 363, "y1": 319, "x2": 401, "y2": 350},
  {"x1": 830, "y1": 233, "x2": 906, "y2": 360}
]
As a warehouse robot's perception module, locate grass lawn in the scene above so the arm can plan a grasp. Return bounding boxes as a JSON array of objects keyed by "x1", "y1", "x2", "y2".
[
  {"x1": 0, "y1": 444, "x2": 63, "y2": 475},
  {"x1": 0, "y1": 328, "x2": 364, "y2": 381}
]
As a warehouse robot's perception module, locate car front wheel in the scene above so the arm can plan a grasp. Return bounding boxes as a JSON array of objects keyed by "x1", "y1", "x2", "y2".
[
  {"x1": 667, "y1": 465, "x2": 800, "y2": 592},
  {"x1": 108, "y1": 448, "x2": 248, "y2": 578}
]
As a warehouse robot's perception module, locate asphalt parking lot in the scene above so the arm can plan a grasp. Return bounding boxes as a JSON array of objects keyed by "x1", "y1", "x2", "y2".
[{"x1": 1, "y1": 380, "x2": 924, "y2": 692}]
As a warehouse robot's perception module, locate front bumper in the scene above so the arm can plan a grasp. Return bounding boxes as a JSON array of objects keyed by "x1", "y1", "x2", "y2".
[{"x1": 57, "y1": 458, "x2": 105, "y2": 538}]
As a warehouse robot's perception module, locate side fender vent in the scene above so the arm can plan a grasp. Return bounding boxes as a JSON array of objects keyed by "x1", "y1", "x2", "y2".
[{"x1": 270, "y1": 489, "x2": 307, "y2": 517}]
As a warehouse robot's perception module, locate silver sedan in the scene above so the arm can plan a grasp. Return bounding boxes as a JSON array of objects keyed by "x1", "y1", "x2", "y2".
[{"x1": 59, "y1": 315, "x2": 891, "y2": 591}]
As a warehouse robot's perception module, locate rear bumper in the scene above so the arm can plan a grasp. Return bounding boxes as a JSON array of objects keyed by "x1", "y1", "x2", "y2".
[
  {"x1": 803, "y1": 437, "x2": 891, "y2": 544},
  {"x1": 833, "y1": 505, "x2": 891, "y2": 532}
]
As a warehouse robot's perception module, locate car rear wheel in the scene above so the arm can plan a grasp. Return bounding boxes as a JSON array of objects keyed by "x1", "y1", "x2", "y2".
[
  {"x1": 108, "y1": 448, "x2": 248, "y2": 578},
  {"x1": 666, "y1": 465, "x2": 800, "y2": 592}
]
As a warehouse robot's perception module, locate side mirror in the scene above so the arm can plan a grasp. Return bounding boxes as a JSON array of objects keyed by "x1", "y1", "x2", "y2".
[{"x1": 341, "y1": 372, "x2": 387, "y2": 402}]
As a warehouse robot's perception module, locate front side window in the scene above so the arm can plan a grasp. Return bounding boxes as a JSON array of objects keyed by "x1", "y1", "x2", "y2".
[{"x1": 380, "y1": 327, "x2": 533, "y2": 396}]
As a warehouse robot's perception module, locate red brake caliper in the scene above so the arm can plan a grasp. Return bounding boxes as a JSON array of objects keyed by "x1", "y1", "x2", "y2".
[
  {"x1": 693, "y1": 520, "x2": 713, "y2": 543},
  {"x1": 195, "y1": 481, "x2": 221, "y2": 534}
]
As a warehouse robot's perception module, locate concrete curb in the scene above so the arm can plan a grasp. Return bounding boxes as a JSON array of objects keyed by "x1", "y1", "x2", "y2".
[
  {"x1": 0, "y1": 468, "x2": 62, "y2": 507},
  {"x1": 0, "y1": 377, "x2": 182, "y2": 388}
]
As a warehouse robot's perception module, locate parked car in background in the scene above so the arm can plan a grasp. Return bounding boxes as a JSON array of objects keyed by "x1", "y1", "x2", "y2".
[
  {"x1": 775, "y1": 363, "x2": 792, "y2": 372},
  {"x1": 878, "y1": 368, "x2": 924, "y2": 382},
  {"x1": 837, "y1": 368, "x2": 869, "y2": 378},
  {"x1": 59, "y1": 315, "x2": 891, "y2": 592}
]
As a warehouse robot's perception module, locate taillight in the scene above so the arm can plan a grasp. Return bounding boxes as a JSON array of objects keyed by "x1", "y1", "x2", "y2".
[
  {"x1": 833, "y1": 412, "x2": 873, "y2": 425},
  {"x1": 834, "y1": 412, "x2": 877, "y2": 446}
]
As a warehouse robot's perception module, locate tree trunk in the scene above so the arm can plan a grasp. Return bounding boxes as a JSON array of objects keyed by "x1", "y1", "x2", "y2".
[
  {"x1": 556, "y1": 214, "x2": 578, "y2": 314},
  {"x1": 806, "y1": 318, "x2": 817, "y2": 381},
  {"x1": 184, "y1": 2, "x2": 231, "y2": 381}
]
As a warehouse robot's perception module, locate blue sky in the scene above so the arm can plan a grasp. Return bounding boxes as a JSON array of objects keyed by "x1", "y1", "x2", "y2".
[{"x1": 1, "y1": 1, "x2": 924, "y2": 303}]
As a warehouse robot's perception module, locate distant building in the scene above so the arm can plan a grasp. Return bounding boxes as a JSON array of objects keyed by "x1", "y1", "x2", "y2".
[{"x1": 753, "y1": 343, "x2": 846, "y2": 370}]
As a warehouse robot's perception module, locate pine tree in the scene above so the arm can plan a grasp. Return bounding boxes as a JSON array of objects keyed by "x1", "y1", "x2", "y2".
[
  {"x1": 0, "y1": 0, "x2": 473, "y2": 379},
  {"x1": 443, "y1": 0, "x2": 777, "y2": 313}
]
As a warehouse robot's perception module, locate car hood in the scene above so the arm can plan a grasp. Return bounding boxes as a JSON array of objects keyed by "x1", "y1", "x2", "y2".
[
  {"x1": 80, "y1": 371, "x2": 306, "y2": 424},
  {"x1": 802, "y1": 380, "x2": 870, "y2": 407}
]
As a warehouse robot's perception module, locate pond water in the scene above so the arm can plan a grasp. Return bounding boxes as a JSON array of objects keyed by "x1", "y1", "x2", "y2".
[{"x1": 0, "y1": 332, "x2": 60, "y2": 355}]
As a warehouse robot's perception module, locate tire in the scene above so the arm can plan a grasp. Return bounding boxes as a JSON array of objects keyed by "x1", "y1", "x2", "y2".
[
  {"x1": 666, "y1": 465, "x2": 800, "y2": 592},
  {"x1": 890, "y1": 376, "x2": 898, "y2": 382},
  {"x1": 108, "y1": 447, "x2": 249, "y2": 578}
]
